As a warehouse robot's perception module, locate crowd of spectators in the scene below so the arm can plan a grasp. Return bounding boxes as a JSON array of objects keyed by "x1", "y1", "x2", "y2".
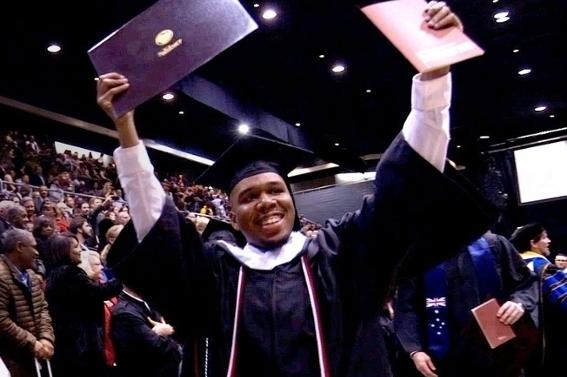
[
  {"x1": 0, "y1": 130, "x2": 321, "y2": 240},
  {"x1": 0, "y1": 128, "x2": 321, "y2": 376}
]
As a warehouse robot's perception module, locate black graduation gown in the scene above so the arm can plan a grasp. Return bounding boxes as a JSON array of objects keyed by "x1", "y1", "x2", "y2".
[
  {"x1": 394, "y1": 233, "x2": 539, "y2": 377},
  {"x1": 111, "y1": 292, "x2": 182, "y2": 377},
  {"x1": 108, "y1": 135, "x2": 497, "y2": 377}
]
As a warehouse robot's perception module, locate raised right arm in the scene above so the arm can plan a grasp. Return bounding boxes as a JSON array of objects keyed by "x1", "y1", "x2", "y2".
[{"x1": 96, "y1": 73, "x2": 166, "y2": 242}]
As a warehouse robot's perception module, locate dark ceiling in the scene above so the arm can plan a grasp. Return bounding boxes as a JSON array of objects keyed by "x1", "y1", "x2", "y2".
[{"x1": 1, "y1": 0, "x2": 566, "y2": 179}]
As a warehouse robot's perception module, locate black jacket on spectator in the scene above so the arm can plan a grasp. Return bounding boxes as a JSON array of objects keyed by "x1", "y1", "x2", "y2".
[
  {"x1": 46, "y1": 265, "x2": 122, "y2": 377},
  {"x1": 111, "y1": 291, "x2": 182, "y2": 377}
]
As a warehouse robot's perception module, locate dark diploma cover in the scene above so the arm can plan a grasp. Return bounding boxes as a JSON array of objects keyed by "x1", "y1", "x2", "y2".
[
  {"x1": 471, "y1": 298, "x2": 517, "y2": 349},
  {"x1": 88, "y1": 0, "x2": 258, "y2": 117}
]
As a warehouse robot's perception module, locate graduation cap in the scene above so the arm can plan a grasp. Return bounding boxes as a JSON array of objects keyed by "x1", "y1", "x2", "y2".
[
  {"x1": 196, "y1": 134, "x2": 314, "y2": 232},
  {"x1": 509, "y1": 222, "x2": 545, "y2": 251},
  {"x1": 201, "y1": 216, "x2": 246, "y2": 247},
  {"x1": 196, "y1": 134, "x2": 314, "y2": 194}
]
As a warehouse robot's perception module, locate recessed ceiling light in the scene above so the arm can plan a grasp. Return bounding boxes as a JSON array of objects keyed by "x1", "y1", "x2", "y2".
[
  {"x1": 334, "y1": 142, "x2": 340, "y2": 147},
  {"x1": 494, "y1": 11, "x2": 510, "y2": 23},
  {"x1": 162, "y1": 92, "x2": 175, "y2": 101},
  {"x1": 331, "y1": 64, "x2": 345, "y2": 73},
  {"x1": 47, "y1": 44, "x2": 61, "y2": 53},
  {"x1": 550, "y1": 115, "x2": 555, "y2": 118},
  {"x1": 253, "y1": 3, "x2": 260, "y2": 7},
  {"x1": 262, "y1": 9, "x2": 277, "y2": 20},
  {"x1": 365, "y1": 89, "x2": 372, "y2": 93},
  {"x1": 494, "y1": 11, "x2": 509, "y2": 19},
  {"x1": 318, "y1": 54, "x2": 325, "y2": 59},
  {"x1": 178, "y1": 110, "x2": 184, "y2": 115},
  {"x1": 238, "y1": 123, "x2": 250, "y2": 134},
  {"x1": 479, "y1": 135, "x2": 490, "y2": 140},
  {"x1": 295, "y1": 122, "x2": 301, "y2": 127},
  {"x1": 492, "y1": 0, "x2": 499, "y2": 3},
  {"x1": 513, "y1": 49, "x2": 519, "y2": 53},
  {"x1": 94, "y1": 77, "x2": 100, "y2": 82},
  {"x1": 456, "y1": 145, "x2": 462, "y2": 149},
  {"x1": 518, "y1": 68, "x2": 531, "y2": 75},
  {"x1": 534, "y1": 106, "x2": 547, "y2": 112}
]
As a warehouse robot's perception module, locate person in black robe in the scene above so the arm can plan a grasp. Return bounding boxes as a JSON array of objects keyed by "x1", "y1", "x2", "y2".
[
  {"x1": 394, "y1": 232, "x2": 539, "y2": 377},
  {"x1": 111, "y1": 287, "x2": 182, "y2": 377},
  {"x1": 95, "y1": 4, "x2": 497, "y2": 376}
]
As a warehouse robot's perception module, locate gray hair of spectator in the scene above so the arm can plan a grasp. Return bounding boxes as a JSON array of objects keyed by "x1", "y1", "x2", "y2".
[
  {"x1": 7, "y1": 205, "x2": 26, "y2": 223},
  {"x1": 69, "y1": 216, "x2": 88, "y2": 234},
  {"x1": 79, "y1": 249, "x2": 100, "y2": 279},
  {"x1": 2, "y1": 229, "x2": 33, "y2": 253},
  {"x1": 21, "y1": 196, "x2": 33, "y2": 204},
  {"x1": 0, "y1": 200, "x2": 17, "y2": 217}
]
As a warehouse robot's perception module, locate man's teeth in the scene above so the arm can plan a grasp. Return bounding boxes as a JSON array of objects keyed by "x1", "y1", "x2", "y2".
[{"x1": 262, "y1": 215, "x2": 281, "y2": 225}]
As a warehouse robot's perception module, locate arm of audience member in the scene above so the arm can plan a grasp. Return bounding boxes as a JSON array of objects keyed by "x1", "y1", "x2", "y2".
[
  {"x1": 34, "y1": 275, "x2": 55, "y2": 352},
  {"x1": 411, "y1": 351, "x2": 439, "y2": 377},
  {"x1": 38, "y1": 339, "x2": 54, "y2": 359},
  {"x1": 0, "y1": 281, "x2": 41, "y2": 355},
  {"x1": 401, "y1": 1, "x2": 463, "y2": 173},
  {"x1": 74, "y1": 269, "x2": 123, "y2": 302},
  {"x1": 96, "y1": 73, "x2": 166, "y2": 242}
]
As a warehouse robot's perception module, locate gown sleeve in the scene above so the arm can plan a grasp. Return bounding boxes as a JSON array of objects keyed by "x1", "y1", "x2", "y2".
[{"x1": 106, "y1": 199, "x2": 206, "y2": 338}]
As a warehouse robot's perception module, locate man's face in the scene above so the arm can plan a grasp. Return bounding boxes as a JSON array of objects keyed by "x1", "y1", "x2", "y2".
[
  {"x1": 18, "y1": 235, "x2": 39, "y2": 270},
  {"x1": 229, "y1": 172, "x2": 295, "y2": 248},
  {"x1": 531, "y1": 231, "x2": 551, "y2": 256},
  {"x1": 555, "y1": 255, "x2": 567, "y2": 269},
  {"x1": 91, "y1": 198, "x2": 102, "y2": 209},
  {"x1": 39, "y1": 186, "x2": 49, "y2": 198},
  {"x1": 23, "y1": 201, "x2": 35, "y2": 216},
  {"x1": 116, "y1": 211, "x2": 130, "y2": 225},
  {"x1": 65, "y1": 197, "x2": 75, "y2": 208},
  {"x1": 13, "y1": 209, "x2": 29, "y2": 229},
  {"x1": 80, "y1": 221, "x2": 93, "y2": 238},
  {"x1": 59, "y1": 172, "x2": 70, "y2": 184},
  {"x1": 81, "y1": 203, "x2": 90, "y2": 216}
]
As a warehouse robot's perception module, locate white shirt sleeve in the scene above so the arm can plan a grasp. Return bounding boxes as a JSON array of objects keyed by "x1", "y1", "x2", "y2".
[
  {"x1": 402, "y1": 73, "x2": 452, "y2": 172},
  {"x1": 113, "y1": 143, "x2": 166, "y2": 242}
]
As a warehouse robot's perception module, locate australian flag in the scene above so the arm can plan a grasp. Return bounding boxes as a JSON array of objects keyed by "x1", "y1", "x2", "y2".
[{"x1": 424, "y1": 262, "x2": 449, "y2": 360}]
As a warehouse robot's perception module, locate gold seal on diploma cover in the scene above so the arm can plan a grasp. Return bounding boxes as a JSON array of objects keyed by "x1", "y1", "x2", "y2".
[{"x1": 155, "y1": 29, "x2": 174, "y2": 46}]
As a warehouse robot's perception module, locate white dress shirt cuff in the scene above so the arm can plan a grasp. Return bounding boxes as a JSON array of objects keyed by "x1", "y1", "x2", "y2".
[
  {"x1": 114, "y1": 143, "x2": 166, "y2": 242},
  {"x1": 402, "y1": 73, "x2": 452, "y2": 172}
]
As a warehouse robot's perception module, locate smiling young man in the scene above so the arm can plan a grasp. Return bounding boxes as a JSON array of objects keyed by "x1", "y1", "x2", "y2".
[{"x1": 97, "y1": 4, "x2": 496, "y2": 376}]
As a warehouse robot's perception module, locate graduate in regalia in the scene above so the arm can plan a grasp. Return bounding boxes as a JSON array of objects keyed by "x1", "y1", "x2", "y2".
[
  {"x1": 95, "y1": 4, "x2": 497, "y2": 376},
  {"x1": 394, "y1": 232, "x2": 538, "y2": 377}
]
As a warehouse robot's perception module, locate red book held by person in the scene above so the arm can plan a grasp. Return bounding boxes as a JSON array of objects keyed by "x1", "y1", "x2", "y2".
[
  {"x1": 471, "y1": 298, "x2": 517, "y2": 349},
  {"x1": 88, "y1": 0, "x2": 258, "y2": 117},
  {"x1": 361, "y1": 0, "x2": 484, "y2": 72}
]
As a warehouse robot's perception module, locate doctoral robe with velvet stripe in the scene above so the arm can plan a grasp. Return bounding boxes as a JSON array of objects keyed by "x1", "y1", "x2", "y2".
[
  {"x1": 394, "y1": 233, "x2": 539, "y2": 377},
  {"x1": 107, "y1": 135, "x2": 496, "y2": 377}
]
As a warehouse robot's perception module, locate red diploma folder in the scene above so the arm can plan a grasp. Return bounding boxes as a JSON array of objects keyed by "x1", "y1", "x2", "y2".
[
  {"x1": 88, "y1": 0, "x2": 258, "y2": 117},
  {"x1": 361, "y1": 0, "x2": 484, "y2": 72},
  {"x1": 471, "y1": 298, "x2": 516, "y2": 349}
]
